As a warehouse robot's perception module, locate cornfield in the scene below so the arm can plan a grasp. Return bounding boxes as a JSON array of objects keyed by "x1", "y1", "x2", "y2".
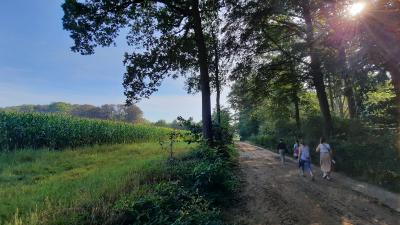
[{"x1": 0, "y1": 112, "x2": 172, "y2": 151}]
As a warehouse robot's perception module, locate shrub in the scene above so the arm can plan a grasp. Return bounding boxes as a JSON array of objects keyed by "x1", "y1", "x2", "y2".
[
  {"x1": 247, "y1": 116, "x2": 400, "y2": 192},
  {"x1": 110, "y1": 144, "x2": 238, "y2": 225},
  {"x1": 331, "y1": 131, "x2": 400, "y2": 191},
  {"x1": 113, "y1": 182, "x2": 223, "y2": 225},
  {"x1": 174, "y1": 145, "x2": 238, "y2": 202},
  {"x1": 249, "y1": 134, "x2": 276, "y2": 149}
]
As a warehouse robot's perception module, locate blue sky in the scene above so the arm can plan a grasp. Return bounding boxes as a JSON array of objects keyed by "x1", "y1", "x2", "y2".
[{"x1": 0, "y1": 0, "x2": 229, "y2": 122}]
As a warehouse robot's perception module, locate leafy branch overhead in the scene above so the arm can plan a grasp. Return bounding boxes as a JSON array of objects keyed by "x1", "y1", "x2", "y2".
[
  {"x1": 63, "y1": 0, "x2": 220, "y2": 140},
  {"x1": 63, "y1": 0, "x2": 203, "y2": 103}
]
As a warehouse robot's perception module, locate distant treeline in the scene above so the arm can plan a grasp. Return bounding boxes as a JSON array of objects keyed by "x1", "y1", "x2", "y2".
[
  {"x1": 0, "y1": 102, "x2": 144, "y2": 124},
  {"x1": 153, "y1": 119, "x2": 184, "y2": 130}
]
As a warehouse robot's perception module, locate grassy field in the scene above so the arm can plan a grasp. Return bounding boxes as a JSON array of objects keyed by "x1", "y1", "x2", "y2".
[{"x1": 0, "y1": 142, "x2": 193, "y2": 224}]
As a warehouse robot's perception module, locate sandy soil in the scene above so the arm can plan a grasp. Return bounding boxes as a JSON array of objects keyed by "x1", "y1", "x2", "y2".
[{"x1": 225, "y1": 142, "x2": 400, "y2": 225}]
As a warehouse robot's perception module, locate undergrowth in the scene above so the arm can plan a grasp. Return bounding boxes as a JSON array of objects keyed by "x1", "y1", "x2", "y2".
[
  {"x1": 2, "y1": 143, "x2": 238, "y2": 225},
  {"x1": 247, "y1": 116, "x2": 400, "y2": 193}
]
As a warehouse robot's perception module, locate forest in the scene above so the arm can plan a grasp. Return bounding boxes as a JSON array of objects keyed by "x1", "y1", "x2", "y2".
[{"x1": 225, "y1": 0, "x2": 400, "y2": 191}]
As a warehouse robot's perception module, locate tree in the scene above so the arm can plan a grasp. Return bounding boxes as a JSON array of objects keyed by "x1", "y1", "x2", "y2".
[
  {"x1": 357, "y1": 0, "x2": 400, "y2": 122},
  {"x1": 322, "y1": 0, "x2": 359, "y2": 119},
  {"x1": 154, "y1": 119, "x2": 168, "y2": 127},
  {"x1": 62, "y1": 0, "x2": 219, "y2": 141},
  {"x1": 210, "y1": 0, "x2": 223, "y2": 126},
  {"x1": 225, "y1": 0, "x2": 333, "y2": 134},
  {"x1": 48, "y1": 102, "x2": 73, "y2": 113},
  {"x1": 100, "y1": 104, "x2": 116, "y2": 120},
  {"x1": 124, "y1": 104, "x2": 143, "y2": 123},
  {"x1": 70, "y1": 104, "x2": 98, "y2": 118},
  {"x1": 300, "y1": 0, "x2": 333, "y2": 134}
]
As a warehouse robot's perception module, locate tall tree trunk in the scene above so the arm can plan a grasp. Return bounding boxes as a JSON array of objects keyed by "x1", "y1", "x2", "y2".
[
  {"x1": 386, "y1": 60, "x2": 400, "y2": 116},
  {"x1": 327, "y1": 73, "x2": 335, "y2": 115},
  {"x1": 385, "y1": 59, "x2": 400, "y2": 153},
  {"x1": 214, "y1": 34, "x2": 221, "y2": 125},
  {"x1": 338, "y1": 46, "x2": 357, "y2": 119},
  {"x1": 301, "y1": 0, "x2": 333, "y2": 135},
  {"x1": 192, "y1": 0, "x2": 213, "y2": 141},
  {"x1": 213, "y1": 28, "x2": 222, "y2": 143},
  {"x1": 293, "y1": 93, "x2": 301, "y2": 132},
  {"x1": 338, "y1": 94, "x2": 345, "y2": 118},
  {"x1": 289, "y1": 63, "x2": 301, "y2": 132}
]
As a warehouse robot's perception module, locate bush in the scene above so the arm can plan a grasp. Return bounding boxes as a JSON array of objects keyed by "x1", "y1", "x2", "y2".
[
  {"x1": 108, "y1": 144, "x2": 237, "y2": 225},
  {"x1": 331, "y1": 130, "x2": 400, "y2": 191},
  {"x1": 35, "y1": 144, "x2": 237, "y2": 225},
  {"x1": 170, "y1": 144, "x2": 238, "y2": 202},
  {"x1": 114, "y1": 182, "x2": 223, "y2": 225},
  {"x1": 249, "y1": 134, "x2": 276, "y2": 149},
  {"x1": 80, "y1": 145, "x2": 238, "y2": 225},
  {"x1": 247, "y1": 116, "x2": 400, "y2": 192}
]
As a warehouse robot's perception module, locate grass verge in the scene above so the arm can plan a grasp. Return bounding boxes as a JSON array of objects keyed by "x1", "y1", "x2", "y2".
[
  {"x1": 0, "y1": 142, "x2": 238, "y2": 225},
  {"x1": 0, "y1": 142, "x2": 190, "y2": 224}
]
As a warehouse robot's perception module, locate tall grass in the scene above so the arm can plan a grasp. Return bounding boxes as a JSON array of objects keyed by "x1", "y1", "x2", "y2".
[
  {"x1": 0, "y1": 142, "x2": 192, "y2": 224},
  {"x1": 0, "y1": 112, "x2": 172, "y2": 151}
]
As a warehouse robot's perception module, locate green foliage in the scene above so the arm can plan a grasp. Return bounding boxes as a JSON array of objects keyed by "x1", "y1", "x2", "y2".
[
  {"x1": 153, "y1": 119, "x2": 185, "y2": 130},
  {"x1": 0, "y1": 142, "x2": 191, "y2": 224},
  {"x1": 0, "y1": 126, "x2": 237, "y2": 225},
  {"x1": 248, "y1": 134, "x2": 277, "y2": 150},
  {"x1": 61, "y1": 0, "x2": 212, "y2": 103},
  {"x1": 159, "y1": 129, "x2": 188, "y2": 160},
  {"x1": 212, "y1": 108, "x2": 235, "y2": 147},
  {"x1": 248, "y1": 116, "x2": 400, "y2": 192},
  {"x1": 112, "y1": 144, "x2": 237, "y2": 225},
  {"x1": 177, "y1": 117, "x2": 203, "y2": 144},
  {"x1": 114, "y1": 182, "x2": 222, "y2": 225},
  {"x1": 363, "y1": 81, "x2": 397, "y2": 125},
  {"x1": 237, "y1": 110, "x2": 260, "y2": 140},
  {"x1": 181, "y1": 145, "x2": 237, "y2": 200},
  {"x1": 331, "y1": 133, "x2": 400, "y2": 191},
  {"x1": 0, "y1": 112, "x2": 172, "y2": 151},
  {"x1": 154, "y1": 120, "x2": 168, "y2": 127},
  {"x1": 49, "y1": 143, "x2": 237, "y2": 225}
]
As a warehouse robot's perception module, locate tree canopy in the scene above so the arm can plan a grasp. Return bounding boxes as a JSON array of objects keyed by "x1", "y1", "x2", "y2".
[
  {"x1": 62, "y1": 0, "x2": 400, "y2": 147},
  {"x1": 62, "y1": 0, "x2": 229, "y2": 140}
]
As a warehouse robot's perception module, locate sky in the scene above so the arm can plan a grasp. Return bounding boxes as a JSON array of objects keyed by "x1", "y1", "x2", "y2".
[{"x1": 0, "y1": 0, "x2": 229, "y2": 122}]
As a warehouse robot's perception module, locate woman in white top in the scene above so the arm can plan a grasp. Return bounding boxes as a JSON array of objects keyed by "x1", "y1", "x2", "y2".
[{"x1": 316, "y1": 137, "x2": 332, "y2": 180}]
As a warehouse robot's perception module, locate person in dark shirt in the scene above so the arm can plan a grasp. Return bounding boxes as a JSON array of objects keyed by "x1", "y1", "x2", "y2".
[{"x1": 277, "y1": 138, "x2": 288, "y2": 165}]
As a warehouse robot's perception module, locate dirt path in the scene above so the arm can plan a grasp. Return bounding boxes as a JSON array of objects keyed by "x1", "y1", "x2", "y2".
[{"x1": 225, "y1": 142, "x2": 400, "y2": 225}]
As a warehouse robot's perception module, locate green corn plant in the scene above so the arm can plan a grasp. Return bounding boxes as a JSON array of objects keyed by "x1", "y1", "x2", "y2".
[{"x1": 0, "y1": 112, "x2": 176, "y2": 151}]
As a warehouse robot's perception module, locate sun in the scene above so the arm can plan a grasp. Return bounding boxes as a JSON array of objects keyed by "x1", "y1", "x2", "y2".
[{"x1": 349, "y1": 2, "x2": 366, "y2": 16}]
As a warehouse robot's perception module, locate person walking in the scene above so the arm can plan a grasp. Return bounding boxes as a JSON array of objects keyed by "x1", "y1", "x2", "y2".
[
  {"x1": 316, "y1": 137, "x2": 332, "y2": 180},
  {"x1": 298, "y1": 140, "x2": 314, "y2": 180},
  {"x1": 277, "y1": 139, "x2": 288, "y2": 165},
  {"x1": 293, "y1": 139, "x2": 300, "y2": 159}
]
